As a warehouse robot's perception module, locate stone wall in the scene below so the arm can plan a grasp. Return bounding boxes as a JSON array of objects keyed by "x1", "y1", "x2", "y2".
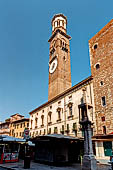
[{"x1": 89, "y1": 19, "x2": 113, "y2": 134}]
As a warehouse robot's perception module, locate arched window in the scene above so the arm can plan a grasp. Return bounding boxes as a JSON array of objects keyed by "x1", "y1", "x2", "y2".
[
  {"x1": 103, "y1": 126, "x2": 106, "y2": 134},
  {"x1": 94, "y1": 44, "x2": 98, "y2": 50},
  {"x1": 96, "y1": 63, "x2": 100, "y2": 70},
  {"x1": 41, "y1": 115, "x2": 44, "y2": 126},
  {"x1": 48, "y1": 112, "x2": 52, "y2": 124}
]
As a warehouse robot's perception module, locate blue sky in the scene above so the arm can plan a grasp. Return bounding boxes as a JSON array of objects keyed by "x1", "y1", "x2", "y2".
[{"x1": 0, "y1": 0, "x2": 112, "y2": 121}]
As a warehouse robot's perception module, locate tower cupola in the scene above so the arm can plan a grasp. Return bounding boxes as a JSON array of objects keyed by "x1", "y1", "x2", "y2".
[{"x1": 51, "y1": 14, "x2": 67, "y2": 34}]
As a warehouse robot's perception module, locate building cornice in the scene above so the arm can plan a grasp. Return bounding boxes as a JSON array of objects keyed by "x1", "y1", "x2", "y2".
[
  {"x1": 48, "y1": 29, "x2": 71, "y2": 42},
  {"x1": 11, "y1": 118, "x2": 29, "y2": 124}
]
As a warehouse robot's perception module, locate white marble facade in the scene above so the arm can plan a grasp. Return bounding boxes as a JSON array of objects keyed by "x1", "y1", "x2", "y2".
[{"x1": 29, "y1": 77, "x2": 96, "y2": 138}]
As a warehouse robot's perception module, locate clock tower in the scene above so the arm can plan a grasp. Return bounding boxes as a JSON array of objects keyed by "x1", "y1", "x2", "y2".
[{"x1": 48, "y1": 14, "x2": 72, "y2": 100}]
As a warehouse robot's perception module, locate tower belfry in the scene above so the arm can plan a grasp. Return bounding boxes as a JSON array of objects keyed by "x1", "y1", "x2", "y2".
[{"x1": 48, "y1": 14, "x2": 72, "y2": 100}]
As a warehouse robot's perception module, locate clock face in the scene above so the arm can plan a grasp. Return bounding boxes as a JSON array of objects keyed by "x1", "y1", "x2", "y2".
[{"x1": 49, "y1": 58, "x2": 57, "y2": 74}]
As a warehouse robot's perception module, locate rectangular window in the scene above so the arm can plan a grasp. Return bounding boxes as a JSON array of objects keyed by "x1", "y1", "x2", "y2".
[
  {"x1": 103, "y1": 126, "x2": 106, "y2": 134},
  {"x1": 27, "y1": 123, "x2": 29, "y2": 128},
  {"x1": 54, "y1": 127, "x2": 58, "y2": 134},
  {"x1": 48, "y1": 128, "x2": 51, "y2": 134},
  {"x1": 44, "y1": 129, "x2": 46, "y2": 135},
  {"x1": 62, "y1": 125, "x2": 64, "y2": 131},
  {"x1": 58, "y1": 111, "x2": 61, "y2": 120},
  {"x1": 73, "y1": 123, "x2": 77, "y2": 130},
  {"x1": 69, "y1": 106, "x2": 72, "y2": 116},
  {"x1": 101, "y1": 116, "x2": 105, "y2": 121},
  {"x1": 67, "y1": 124, "x2": 69, "y2": 131},
  {"x1": 102, "y1": 96, "x2": 106, "y2": 106}
]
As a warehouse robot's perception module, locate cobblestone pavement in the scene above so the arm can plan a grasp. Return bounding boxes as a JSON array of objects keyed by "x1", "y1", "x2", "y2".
[{"x1": 0, "y1": 160, "x2": 111, "y2": 170}]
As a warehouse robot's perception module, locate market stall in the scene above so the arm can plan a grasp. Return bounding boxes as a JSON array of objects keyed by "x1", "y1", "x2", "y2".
[{"x1": 0, "y1": 135, "x2": 26, "y2": 163}]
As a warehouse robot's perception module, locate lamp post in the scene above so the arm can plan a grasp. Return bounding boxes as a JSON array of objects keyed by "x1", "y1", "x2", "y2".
[{"x1": 79, "y1": 88, "x2": 97, "y2": 170}]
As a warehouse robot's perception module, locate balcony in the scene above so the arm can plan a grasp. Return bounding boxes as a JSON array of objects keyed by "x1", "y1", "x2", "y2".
[
  {"x1": 65, "y1": 129, "x2": 70, "y2": 133},
  {"x1": 41, "y1": 124, "x2": 44, "y2": 128},
  {"x1": 48, "y1": 122, "x2": 52, "y2": 125},
  {"x1": 60, "y1": 130, "x2": 64, "y2": 134},
  {"x1": 57, "y1": 119, "x2": 61, "y2": 123},
  {"x1": 68, "y1": 115, "x2": 73, "y2": 119},
  {"x1": 72, "y1": 125, "x2": 77, "y2": 131}
]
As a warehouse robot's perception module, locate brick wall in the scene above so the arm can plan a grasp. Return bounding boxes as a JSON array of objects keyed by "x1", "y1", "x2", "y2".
[{"x1": 89, "y1": 19, "x2": 113, "y2": 134}]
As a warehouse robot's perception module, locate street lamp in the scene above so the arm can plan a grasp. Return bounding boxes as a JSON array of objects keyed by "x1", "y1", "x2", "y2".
[{"x1": 79, "y1": 88, "x2": 97, "y2": 170}]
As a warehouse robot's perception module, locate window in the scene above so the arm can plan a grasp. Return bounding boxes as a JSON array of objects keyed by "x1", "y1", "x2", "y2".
[
  {"x1": 69, "y1": 105, "x2": 72, "y2": 116},
  {"x1": 44, "y1": 129, "x2": 46, "y2": 135},
  {"x1": 27, "y1": 123, "x2": 29, "y2": 128},
  {"x1": 101, "y1": 116, "x2": 105, "y2": 121},
  {"x1": 100, "y1": 81, "x2": 104, "y2": 86},
  {"x1": 67, "y1": 124, "x2": 69, "y2": 131},
  {"x1": 73, "y1": 123, "x2": 77, "y2": 131},
  {"x1": 20, "y1": 123, "x2": 22, "y2": 128},
  {"x1": 62, "y1": 20, "x2": 64, "y2": 27},
  {"x1": 41, "y1": 115, "x2": 44, "y2": 125},
  {"x1": 103, "y1": 126, "x2": 106, "y2": 134},
  {"x1": 94, "y1": 44, "x2": 98, "y2": 50},
  {"x1": 57, "y1": 21, "x2": 58, "y2": 27},
  {"x1": 31, "y1": 120, "x2": 33, "y2": 129},
  {"x1": 61, "y1": 125, "x2": 64, "y2": 133},
  {"x1": 73, "y1": 123, "x2": 77, "y2": 136},
  {"x1": 54, "y1": 127, "x2": 58, "y2": 134},
  {"x1": 63, "y1": 56, "x2": 66, "y2": 61},
  {"x1": 102, "y1": 96, "x2": 106, "y2": 106},
  {"x1": 58, "y1": 110, "x2": 61, "y2": 120},
  {"x1": 58, "y1": 101, "x2": 61, "y2": 105},
  {"x1": 96, "y1": 63, "x2": 100, "y2": 70},
  {"x1": 22, "y1": 132, "x2": 24, "y2": 137},
  {"x1": 48, "y1": 128, "x2": 51, "y2": 134},
  {"x1": 48, "y1": 112, "x2": 52, "y2": 124},
  {"x1": 68, "y1": 102, "x2": 73, "y2": 119},
  {"x1": 35, "y1": 118, "x2": 38, "y2": 128},
  {"x1": 60, "y1": 40, "x2": 62, "y2": 46}
]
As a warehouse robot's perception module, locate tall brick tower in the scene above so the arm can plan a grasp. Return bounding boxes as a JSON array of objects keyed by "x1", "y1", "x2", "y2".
[
  {"x1": 89, "y1": 19, "x2": 113, "y2": 135},
  {"x1": 48, "y1": 14, "x2": 72, "y2": 100}
]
